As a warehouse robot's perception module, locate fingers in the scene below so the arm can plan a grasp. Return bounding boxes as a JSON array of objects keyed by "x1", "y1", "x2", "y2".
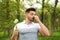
[
  {"x1": 34, "y1": 15, "x2": 38, "y2": 19},
  {"x1": 34, "y1": 15, "x2": 38, "y2": 18}
]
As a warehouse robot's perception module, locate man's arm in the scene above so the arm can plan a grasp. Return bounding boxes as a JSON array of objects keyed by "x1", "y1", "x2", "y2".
[
  {"x1": 11, "y1": 26, "x2": 18, "y2": 40},
  {"x1": 34, "y1": 15, "x2": 50, "y2": 36},
  {"x1": 38, "y1": 21, "x2": 50, "y2": 36}
]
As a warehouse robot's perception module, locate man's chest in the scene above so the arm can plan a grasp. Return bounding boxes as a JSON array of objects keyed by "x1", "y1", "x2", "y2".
[{"x1": 17, "y1": 24, "x2": 38, "y2": 33}]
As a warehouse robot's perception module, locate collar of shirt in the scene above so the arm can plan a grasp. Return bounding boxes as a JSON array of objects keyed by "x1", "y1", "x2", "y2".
[{"x1": 22, "y1": 20, "x2": 34, "y2": 25}]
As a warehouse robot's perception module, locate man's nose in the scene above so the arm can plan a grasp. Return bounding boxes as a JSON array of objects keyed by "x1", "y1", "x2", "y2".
[
  {"x1": 33, "y1": 16, "x2": 35, "y2": 18},
  {"x1": 33, "y1": 15, "x2": 35, "y2": 17}
]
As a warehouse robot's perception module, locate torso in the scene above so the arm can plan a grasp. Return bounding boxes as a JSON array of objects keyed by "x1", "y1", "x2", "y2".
[{"x1": 16, "y1": 21, "x2": 40, "y2": 40}]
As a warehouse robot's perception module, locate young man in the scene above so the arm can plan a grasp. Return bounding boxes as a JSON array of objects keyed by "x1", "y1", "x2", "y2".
[{"x1": 11, "y1": 8, "x2": 50, "y2": 40}]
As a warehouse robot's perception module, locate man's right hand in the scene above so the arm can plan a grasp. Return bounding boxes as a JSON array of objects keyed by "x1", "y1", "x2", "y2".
[
  {"x1": 11, "y1": 26, "x2": 18, "y2": 40},
  {"x1": 13, "y1": 26, "x2": 18, "y2": 37}
]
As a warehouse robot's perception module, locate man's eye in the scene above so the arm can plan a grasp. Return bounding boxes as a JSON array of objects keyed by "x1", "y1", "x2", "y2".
[
  {"x1": 33, "y1": 14, "x2": 36, "y2": 15},
  {"x1": 31, "y1": 13, "x2": 33, "y2": 15},
  {"x1": 31, "y1": 13, "x2": 36, "y2": 15}
]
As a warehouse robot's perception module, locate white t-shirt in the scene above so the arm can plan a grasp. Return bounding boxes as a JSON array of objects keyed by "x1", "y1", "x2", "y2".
[{"x1": 14, "y1": 20, "x2": 41, "y2": 40}]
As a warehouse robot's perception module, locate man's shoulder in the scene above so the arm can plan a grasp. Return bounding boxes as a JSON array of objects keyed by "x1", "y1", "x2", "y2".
[{"x1": 16, "y1": 22, "x2": 23, "y2": 26}]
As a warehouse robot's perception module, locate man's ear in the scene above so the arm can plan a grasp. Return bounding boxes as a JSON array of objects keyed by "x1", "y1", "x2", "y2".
[
  {"x1": 24, "y1": 13, "x2": 26, "y2": 17},
  {"x1": 24, "y1": 13, "x2": 28, "y2": 18},
  {"x1": 25, "y1": 12, "x2": 28, "y2": 16}
]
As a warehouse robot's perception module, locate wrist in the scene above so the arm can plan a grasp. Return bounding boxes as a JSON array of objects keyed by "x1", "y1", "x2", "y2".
[
  {"x1": 38, "y1": 20, "x2": 42, "y2": 23},
  {"x1": 37, "y1": 20, "x2": 40, "y2": 22}
]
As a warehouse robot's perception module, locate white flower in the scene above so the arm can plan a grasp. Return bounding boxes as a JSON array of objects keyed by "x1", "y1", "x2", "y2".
[
  {"x1": 0, "y1": 0, "x2": 2, "y2": 2},
  {"x1": 14, "y1": 19, "x2": 19, "y2": 24}
]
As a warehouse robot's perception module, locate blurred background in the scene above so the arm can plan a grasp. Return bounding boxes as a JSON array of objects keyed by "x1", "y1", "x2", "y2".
[{"x1": 0, "y1": 0, "x2": 60, "y2": 40}]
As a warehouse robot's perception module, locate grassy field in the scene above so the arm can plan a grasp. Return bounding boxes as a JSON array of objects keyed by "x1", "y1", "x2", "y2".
[{"x1": 0, "y1": 32, "x2": 60, "y2": 40}]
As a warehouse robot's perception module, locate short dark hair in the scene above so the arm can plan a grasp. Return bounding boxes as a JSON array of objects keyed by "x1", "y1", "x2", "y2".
[{"x1": 25, "y1": 8, "x2": 36, "y2": 13}]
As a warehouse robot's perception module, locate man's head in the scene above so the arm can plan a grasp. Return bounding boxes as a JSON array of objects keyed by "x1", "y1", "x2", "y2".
[{"x1": 25, "y1": 8, "x2": 36, "y2": 21}]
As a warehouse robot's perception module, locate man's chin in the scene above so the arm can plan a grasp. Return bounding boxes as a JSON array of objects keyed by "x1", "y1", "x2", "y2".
[{"x1": 30, "y1": 19, "x2": 34, "y2": 22}]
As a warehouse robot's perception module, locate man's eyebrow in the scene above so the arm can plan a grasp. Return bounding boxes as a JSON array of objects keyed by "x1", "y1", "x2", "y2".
[
  {"x1": 33, "y1": 13, "x2": 36, "y2": 15},
  {"x1": 30, "y1": 12, "x2": 36, "y2": 14},
  {"x1": 34, "y1": 13, "x2": 36, "y2": 15}
]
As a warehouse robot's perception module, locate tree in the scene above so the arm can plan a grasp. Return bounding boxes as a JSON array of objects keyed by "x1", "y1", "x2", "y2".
[
  {"x1": 16, "y1": 0, "x2": 20, "y2": 22},
  {"x1": 41, "y1": 0, "x2": 45, "y2": 22},
  {"x1": 51, "y1": 0, "x2": 58, "y2": 32}
]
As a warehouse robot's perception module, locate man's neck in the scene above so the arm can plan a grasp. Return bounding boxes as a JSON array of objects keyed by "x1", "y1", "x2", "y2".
[{"x1": 25, "y1": 18, "x2": 32, "y2": 24}]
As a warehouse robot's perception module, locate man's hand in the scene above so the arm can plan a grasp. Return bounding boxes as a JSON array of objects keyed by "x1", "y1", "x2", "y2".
[
  {"x1": 34, "y1": 15, "x2": 40, "y2": 22},
  {"x1": 13, "y1": 26, "x2": 18, "y2": 36},
  {"x1": 11, "y1": 26, "x2": 18, "y2": 40}
]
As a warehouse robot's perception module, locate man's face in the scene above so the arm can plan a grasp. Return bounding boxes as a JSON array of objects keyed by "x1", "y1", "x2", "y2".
[{"x1": 26, "y1": 11, "x2": 36, "y2": 21}]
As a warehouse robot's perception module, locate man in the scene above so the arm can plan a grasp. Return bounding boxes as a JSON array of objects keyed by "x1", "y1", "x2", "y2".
[{"x1": 11, "y1": 8, "x2": 50, "y2": 40}]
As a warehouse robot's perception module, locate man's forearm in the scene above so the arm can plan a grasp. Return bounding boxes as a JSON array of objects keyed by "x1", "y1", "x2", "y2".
[
  {"x1": 11, "y1": 34, "x2": 15, "y2": 40},
  {"x1": 38, "y1": 20, "x2": 50, "y2": 36},
  {"x1": 11, "y1": 34, "x2": 17, "y2": 40}
]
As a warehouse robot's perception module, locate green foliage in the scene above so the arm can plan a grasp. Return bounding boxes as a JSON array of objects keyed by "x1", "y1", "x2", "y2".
[{"x1": 0, "y1": 0, "x2": 60, "y2": 40}]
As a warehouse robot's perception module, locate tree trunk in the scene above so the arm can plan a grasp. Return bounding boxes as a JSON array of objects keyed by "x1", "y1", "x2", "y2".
[
  {"x1": 41, "y1": 0, "x2": 45, "y2": 23},
  {"x1": 51, "y1": 0, "x2": 58, "y2": 32}
]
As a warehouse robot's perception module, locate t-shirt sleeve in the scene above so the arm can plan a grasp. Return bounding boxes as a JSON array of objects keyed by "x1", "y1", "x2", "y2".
[
  {"x1": 36, "y1": 23, "x2": 41, "y2": 29},
  {"x1": 14, "y1": 24, "x2": 18, "y2": 31}
]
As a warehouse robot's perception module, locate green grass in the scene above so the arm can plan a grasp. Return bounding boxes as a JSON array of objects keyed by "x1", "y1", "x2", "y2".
[
  {"x1": 0, "y1": 32, "x2": 60, "y2": 40},
  {"x1": 0, "y1": 36, "x2": 60, "y2": 40},
  {"x1": 38, "y1": 32, "x2": 60, "y2": 40},
  {"x1": 0, "y1": 37, "x2": 9, "y2": 40},
  {"x1": 52, "y1": 32, "x2": 60, "y2": 36},
  {"x1": 38, "y1": 36, "x2": 60, "y2": 40}
]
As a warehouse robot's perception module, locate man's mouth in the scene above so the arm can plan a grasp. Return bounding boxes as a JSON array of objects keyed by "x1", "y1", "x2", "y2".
[{"x1": 32, "y1": 17, "x2": 34, "y2": 20}]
